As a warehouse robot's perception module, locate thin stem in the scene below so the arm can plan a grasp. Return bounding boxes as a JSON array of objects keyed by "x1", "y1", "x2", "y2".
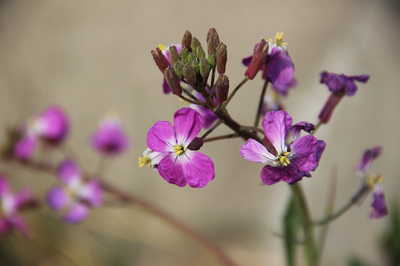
[
  {"x1": 253, "y1": 79, "x2": 269, "y2": 127},
  {"x1": 311, "y1": 121, "x2": 322, "y2": 136},
  {"x1": 290, "y1": 183, "x2": 317, "y2": 266},
  {"x1": 203, "y1": 133, "x2": 239, "y2": 143},
  {"x1": 182, "y1": 87, "x2": 199, "y2": 101},
  {"x1": 178, "y1": 95, "x2": 208, "y2": 107},
  {"x1": 218, "y1": 77, "x2": 249, "y2": 112},
  {"x1": 240, "y1": 126, "x2": 265, "y2": 135},
  {"x1": 201, "y1": 120, "x2": 223, "y2": 140},
  {"x1": 314, "y1": 184, "x2": 372, "y2": 226},
  {"x1": 11, "y1": 158, "x2": 237, "y2": 266},
  {"x1": 210, "y1": 67, "x2": 216, "y2": 93}
]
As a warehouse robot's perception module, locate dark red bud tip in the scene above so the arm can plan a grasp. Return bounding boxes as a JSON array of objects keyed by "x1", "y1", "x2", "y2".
[
  {"x1": 216, "y1": 43, "x2": 227, "y2": 74},
  {"x1": 164, "y1": 67, "x2": 182, "y2": 96},
  {"x1": 182, "y1": 30, "x2": 192, "y2": 51},
  {"x1": 263, "y1": 136, "x2": 277, "y2": 156},
  {"x1": 216, "y1": 75, "x2": 229, "y2": 104},
  {"x1": 318, "y1": 92, "x2": 344, "y2": 124},
  {"x1": 151, "y1": 47, "x2": 170, "y2": 74},
  {"x1": 245, "y1": 39, "x2": 268, "y2": 80},
  {"x1": 187, "y1": 137, "x2": 203, "y2": 151}
]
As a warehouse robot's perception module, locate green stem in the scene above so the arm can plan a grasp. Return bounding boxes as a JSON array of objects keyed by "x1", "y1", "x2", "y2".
[
  {"x1": 253, "y1": 79, "x2": 269, "y2": 127},
  {"x1": 311, "y1": 121, "x2": 322, "y2": 136},
  {"x1": 203, "y1": 133, "x2": 239, "y2": 143},
  {"x1": 239, "y1": 126, "x2": 265, "y2": 135},
  {"x1": 201, "y1": 120, "x2": 223, "y2": 140},
  {"x1": 182, "y1": 87, "x2": 199, "y2": 101},
  {"x1": 218, "y1": 77, "x2": 249, "y2": 112},
  {"x1": 290, "y1": 183, "x2": 317, "y2": 266},
  {"x1": 178, "y1": 95, "x2": 208, "y2": 107}
]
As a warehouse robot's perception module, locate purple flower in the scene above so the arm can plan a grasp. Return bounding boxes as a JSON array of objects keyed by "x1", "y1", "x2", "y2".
[
  {"x1": 147, "y1": 108, "x2": 215, "y2": 188},
  {"x1": 240, "y1": 110, "x2": 325, "y2": 185},
  {"x1": 13, "y1": 105, "x2": 69, "y2": 160},
  {"x1": 0, "y1": 175, "x2": 35, "y2": 237},
  {"x1": 138, "y1": 148, "x2": 165, "y2": 170},
  {"x1": 91, "y1": 114, "x2": 130, "y2": 156},
  {"x1": 46, "y1": 160, "x2": 102, "y2": 224},
  {"x1": 370, "y1": 187, "x2": 388, "y2": 219},
  {"x1": 159, "y1": 43, "x2": 182, "y2": 94},
  {"x1": 355, "y1": 146, "x2": 382, "y2": 173},
  {"x1": 271, "y1": 76, "x2": 297, "y2": 96},
  {"x1": 242, "y1": 33, "x2": 294, "y2": 87},
  {"x1": 189, "y1": 92, "x2": 218, "y2": 129},
  {"x1": 319, "y1": 72, "x2": 370, "y2": 123}
]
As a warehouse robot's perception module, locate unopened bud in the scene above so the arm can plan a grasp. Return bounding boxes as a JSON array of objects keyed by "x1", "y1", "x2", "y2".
[
  {"x1": 187, "y1": 52, "x2": 196, "y2": 62},
  {"x1": 245, "y1": 39, "x2": 268, "y2": 80},
  {"x1": 191, "y1": 37, "x2": 202, "y2": 56},
  {"x1": 151, "y1": 47, "x2": 170, "y2": 74},
  {"x1": 180, "y1": 47, "x2": 188, "y2": 61},
  {"x1": 199, "y1": 59, "x2": 210, "y2": 78},
  {"x1": 206, "y1": 28, "x2": 219, "y2": 43},
  {"x1": 174, "y1": 62, "x2": 184, "y2": 79},
  {"x1": 208, "y1": 35, "x2": 220, "y2": 55},
  {"x1": 208, "y1": 53, "x2": 216, "y2": 68},
  {"x1": 182, "y1": 30, "x2": 192, "y2": 51},
  {"x1": 165, "y1": 67, "x2": 182, "y2": 96},
  {"x1": 169, "y1": 45, "x2": 179, "y2": 66},
  {"x1": 187, "y1": 137, "x2": 203, "y2": 151},
  {"x1": 216, "y1": 75, "x2": 229, "y2": 103},
  {"x1": 216, "y1": 43, "x2": 227, "y2": 74},
  {"x1": 197, "y1": 47, "x2": 205, "y2": 59},
  {"x1": 183, "y1": 63, "x2": 196, "y2": 85}
]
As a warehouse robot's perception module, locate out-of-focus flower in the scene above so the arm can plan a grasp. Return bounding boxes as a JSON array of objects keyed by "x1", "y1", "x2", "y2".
[
  {"x1": 355, "y1": 146, "x2": 382, "y2": 173},
  {"x1": 0, "y1": 175, "x2": 36, "y2": 237},
  {"x1": 91, "y1": 113, "x2": 130, "y2": 156},
  {"x1": 271, "y1": 76, "x2": 297, "y2": 96},
  {"x1": 319, "y1": 72, "x2": 370, "y2": 123},
  {"x1": 370, "y1": 187, "x2": 388, "y2": 219},
  {"x1": 13, "y1": 105, "x2": 69, "y2": 160},
  {"x1": 146, "y1": 108, "x2": 215, "y2": 188},
  {"x1": 240, "y1": 110, "x2": 325, "y2": 185},
  {"x1": 46, "y1": 160, "x2": 102, "y2": 224}
]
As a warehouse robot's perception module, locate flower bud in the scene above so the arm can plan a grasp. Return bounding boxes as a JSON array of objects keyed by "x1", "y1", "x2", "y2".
[
  {"x1": 245, "y1": 39, "x2": 268, "y2": 80},
  {"x1": 174, "y1": 62, "x2": 184, "y2": 79},
  {"x1": 216, "y1": 75, "x2": 229, "y2": 103},
  {"x1": 208, "y1": 53, "x2": 216, "y2": 68},
  {"x1": 182, "y1": 30, "x2": 192, "y2": 51},
  {"x1": 197, "y1": 47, "x2": 206, "y2": 59},
  {"x1": 207, "y1": 28, "x2": 220, "y2": 55},
  {"x1": 191, "y1": 37, "x2": 202, "y2": 56},
  {"x1": 199, "y1": 59, "x2": 210, "y2": 78},
  {"x1": 180, "y1": 47, "x2": 188, "y2": 61},
  {"x1": 207, "y1": 28, "x2": 219, "y2": 43},
  {"x1": 183, "y1": 63, "x2": 196, "y2": 85},
  {"x1": 187, "y1": 52, "x2": 196, "y2": 62},
  {"x1": 187, "y1": 137, "x2": 203, "y2": 151},
  {"x1": 169, "y1": 45, "x2": 179, "y2": 66},
  {"x1": 216, "y1": 43, "x2": 227, "y2": 74},
  {"x1": 151, "y1": 47, "x2": 170, "y2": 74},
  {"x1": 165, "y1": 67, "x2": 182, "y2": 96}
]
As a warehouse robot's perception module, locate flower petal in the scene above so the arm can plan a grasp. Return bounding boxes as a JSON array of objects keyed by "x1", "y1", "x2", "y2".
[
  {"x1": 79, "y1": 180, "x2": 102, "y2": 207},
  {"x1": 162, "y1": 77, "x2": 171, "y2": 94},
  {"x1": 62, "y1": 203, "x2": 89, "y2": 224},
  {"x1": 147, "y1": 121, "x2": 176, "y2": 152},
  {"x1": 370, "y1": 187, "x2": 388, "y2": 219},
  {"x1": 240, "y1": 138, "x2": 276, "y2": 163},
  {"x1": 57, "y1": 160, "x2": 81, "y2": 185},
  {"x1": 0, "y1": 176, "x2": 11, "y2": 196},
  {"x1": 178, "y1": 150, "x2": 214, "y2": 188},
  {"x1": 158, "y1": 153, "x2": 187, "y2": 187},
  {"x1": 174, "y1": 108, "x2": 201, "y2": 147},
  {"x1": 289, "y1": 121, "x2": 315, "y2": 140},
  {"x1": 290, "y1": 135, "x2": 319, "y2": 172},
  {"x1": 13, "y1": 132, "x2": 37, "y2": 160},
  {"x1": 8, "y1": 215, "x2": 31, "y2": 238},
  {"x1": 33, "y1": 105, "x2": 69, "y2": 142},
  {"x1": 261, "y1": 164, "x2": 301, "y2": 185},
  {"x1": 262, "y1": 110, "x2": 292, "y2": 154},
  {"x1": 267, "y1": 48, "x2": 294, "y2": 85},
  {"x1": 46, "y1": 186, "x2": 69, "y2": 210},
  {"x1": 355, "y1": 146, "x2": 382, "y2": 173}
]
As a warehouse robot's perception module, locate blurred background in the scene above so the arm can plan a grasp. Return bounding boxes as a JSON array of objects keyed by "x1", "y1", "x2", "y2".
[{"x1": 1, "y1": 0, "x2": 400, "y2": 265}]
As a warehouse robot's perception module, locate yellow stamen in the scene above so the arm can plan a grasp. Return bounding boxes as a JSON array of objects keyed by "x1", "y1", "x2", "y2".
[
  {"x1": 278, "y1": 152, "x2": 291, "y2": 166},
  {"x1": 179, "y1": 98, "x2": 189, "y2": 106},
  {"x1": 173, "y1": 145, "x2": 186, "y2": 155},
  {"x1": 366, "y1": 174, "x2": 384, "y2": 187},
  {"x1": 139, "y1": 156, "x2": 151, "y2": 167},
  {"x1": 158, "y1": 43, "x2": 167, "y2": 51}
]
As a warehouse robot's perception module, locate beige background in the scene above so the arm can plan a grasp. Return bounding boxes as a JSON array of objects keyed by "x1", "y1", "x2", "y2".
[{"x1": 1, "y1": 0, "x2": 400, "y2": 265}]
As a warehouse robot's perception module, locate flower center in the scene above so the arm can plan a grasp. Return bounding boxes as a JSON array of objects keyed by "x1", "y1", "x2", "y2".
[
  {"x1": 269, "y1": 32, "x2": 287, "y2": 47},
  {"x1": 138, "y1": 155, "x2": 151, "y2": 167},
  {"x1": 367, "y1": 174, "x2": 384, "y2": 188},
  {"x1": 278, "y1": 152, "x2": 291, "y2": 166},
  {"x1": 173, "y1": 145, "x2": 186, "y2": 155}
]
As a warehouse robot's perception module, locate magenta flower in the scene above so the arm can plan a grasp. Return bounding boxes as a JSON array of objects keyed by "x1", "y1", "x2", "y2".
[
  {"x1": 370, "y1": 187, "x2": 388, "y2": 219},
  {"x1": 355, "y1": 146, "x2": 382, "y2": 173},
  {"x1": 139, "y1": 148, "x2": 165, "y2": 170},
  {"x1": 0, "y1": 175, "x2": 35, "y2": 237},
  {"x1": 13, "y1": 105, "x2": 69, "y2": 160},
  {"x1": 159, "y1": 43, "x2": 182, "y2": 94},
  {"x1": 147, "y1": 108, "x2": 215, "y2": 188},
  {"x1": 319, "y1": 72, "x2": 370, "y2": 123},
  {"x1": 240, "y1": 110, "x2": 325, "y2": 185},
  {"x1": 46, "y1": 160, "x2": 102, "y2": 224},
  {"x1": 242, "y1": 33, "x2": 294, "y2": 86},
  {"x1": 189, "y1": 92, "x2": 218, "y2": 129},
  {"x1": 91, "y1": 114, "x2": 130, "y2": 156}
]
